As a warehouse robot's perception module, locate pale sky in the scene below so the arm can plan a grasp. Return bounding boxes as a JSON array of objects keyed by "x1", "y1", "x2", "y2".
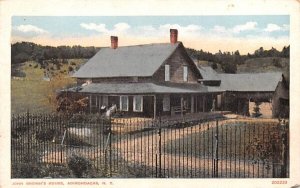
[{"x1": 11, "y1": 16, "x2": 289, "y2": 54}]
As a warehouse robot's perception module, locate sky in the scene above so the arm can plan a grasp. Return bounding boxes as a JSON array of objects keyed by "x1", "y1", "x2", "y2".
[{"x1": 11, "y1": 16, "x2": 289, "y2": 54}]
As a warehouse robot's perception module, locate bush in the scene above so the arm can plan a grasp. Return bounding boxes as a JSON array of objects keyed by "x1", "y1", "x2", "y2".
[
  {"x1": 68, "y1": 66, "x2": 74, "y2": 72},
  {"x1": 211, "y1": 62, "x2": 218, "y2": 70},
  {"x1": 11, "y1": 163, "x2": 44, "y2": 178},
  {"x1": 67, "y1": 154, "x2": 92, "y2": 177},
  {"x1": 11, "y1": 163, "x2": 72, "y2": 178}
]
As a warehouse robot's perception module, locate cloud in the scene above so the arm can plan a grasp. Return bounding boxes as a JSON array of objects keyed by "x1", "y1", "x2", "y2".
[
  {"x1": 264, "y1": 23, "x2": 289, "y2": 32},
  {"x1": 114, "y1": 23, "x2": 130, "y2": 31},
  {"x1": 12, "y1": 22, "x2": 289, "y2": 54},
  {"x1": 232, "y1": 21, "x2": 257, "y2": 33},
  {"x1": 80, "y1": 22, "x2": 130, "y2": 34},
  {"x1": 80, "y1": 23, "x2": 108, "y2": 33},
  {"x1": 159, "y1": 24, "x2": 202, "y2": 34},
  {"x1": 15, "y1": 24, "x2": 48, "y2": 34}
]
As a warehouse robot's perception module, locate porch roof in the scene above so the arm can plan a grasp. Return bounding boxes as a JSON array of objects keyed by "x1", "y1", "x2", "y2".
[{"x1": 63, "y1": 82, "x2": 223, "y2": 95}]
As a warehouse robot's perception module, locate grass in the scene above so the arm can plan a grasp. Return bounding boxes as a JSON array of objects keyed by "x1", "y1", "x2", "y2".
[
  {"x1": 11, "y1": 59, "x2": 86, "y2": 114},
  {"x1": 164, "y1": 120, "x2": 281, "y2": 162}
]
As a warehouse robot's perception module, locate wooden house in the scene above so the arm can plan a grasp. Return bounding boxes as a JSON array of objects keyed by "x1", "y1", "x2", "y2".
[
  {"x1": 61, "y1": 29, "x2": 288, "y2": 118},
  {"x1": 63, "y1": 29, "x2": 222, "y2": 118}
]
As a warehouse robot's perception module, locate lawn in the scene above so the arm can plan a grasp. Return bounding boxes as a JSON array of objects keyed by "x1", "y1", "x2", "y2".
[
  {"x1": 164, "y1": 120, "x2": 283, "y2": 163},
  {"x1": 11, "y1": 59, "x2": 86, "y2": 114}
]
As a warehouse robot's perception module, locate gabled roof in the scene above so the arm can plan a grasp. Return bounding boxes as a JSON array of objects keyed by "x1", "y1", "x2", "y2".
[
  {"x1": 198, "y1": 66, "x2": 220, "y2": 81},
  {"x1": 64, "y1": 82, "x2": 222, "y2": 94},
  {"x1": 219, "y1": 72, "x2": 282, "y2": 92},
  {"x1": 73, "y1": 42, "x2": 181, "y2": 78}
]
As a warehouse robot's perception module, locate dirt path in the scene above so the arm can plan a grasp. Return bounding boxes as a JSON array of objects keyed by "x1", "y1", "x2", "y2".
[{"x1": 111, "y1": 120, "x2": 274, "y2": 178}]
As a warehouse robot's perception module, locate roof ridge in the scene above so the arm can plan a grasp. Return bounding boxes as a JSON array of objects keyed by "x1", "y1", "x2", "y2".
[{"x1": 100, "y1": 42, "x2": 181, "y2": 49}]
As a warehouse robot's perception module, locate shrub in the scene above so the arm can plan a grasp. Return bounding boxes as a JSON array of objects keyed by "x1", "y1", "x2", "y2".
[
  {"x1": 67, "y1": 154, "x2": 92, "y2": 177},
  {"x1": 211, "y1": 62, "x2": 218, "y2": 70},
  {"x1": 11, "y1": 163, "x2": 44, "y2": 178},
  {"x1": 11, "y1": 163, "x2": 71, "y2": 178},
  {"x1": 68, "y1": 66, "x2": 74, "y2": 72}
]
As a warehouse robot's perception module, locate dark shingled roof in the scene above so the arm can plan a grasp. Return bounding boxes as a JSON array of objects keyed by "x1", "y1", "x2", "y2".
[
  {"x1": 64, "y1": 82, "x2": 222, "y2": 94},
  {"x1": 219, "y1": 72, "x2": 282, "y2": 92},
  {"x1": 72, "y1": 42, "x2": 181, "y2": 78},
  {"x1": 198, "y1": 66, "x2": 220, "y2": 81}
]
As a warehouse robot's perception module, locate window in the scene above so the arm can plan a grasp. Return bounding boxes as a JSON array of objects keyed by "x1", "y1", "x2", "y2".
[
  {"x1": 163, "y1": 95, "x2": 170, "y2": 111},
  {"x1": 102, "y1": 96, "x2": 108, "y2": 106},
  {"x1": 120, "y1": 96, "x2": 129, "y2": 111},
  {"x1": 183, "y1": 66, "x2": 188, "y2": 82},
  {"x1": 133, "y1": 96, "x2": 143, "y2": 112},
  {"x1": 165, "y1": 64, "x2": 170, "y2": 81},
  {"x1": 90, "y1": 95, "x2": 97, "y2": 106}
]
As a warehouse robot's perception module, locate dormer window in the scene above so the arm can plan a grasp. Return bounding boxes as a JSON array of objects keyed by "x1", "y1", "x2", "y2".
[
  {"x1": 183, "y1": 66, "x2": 188, "y2": 82},
  {"x1": 165, "y1": 64, "x2": 170, "y2": 81}
]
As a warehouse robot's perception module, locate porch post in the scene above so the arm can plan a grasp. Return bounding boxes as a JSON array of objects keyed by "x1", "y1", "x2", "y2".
[
  {"x1": 180, "y1": 95, "x2": 184, "y2": 117},
  {"x1": 89, "y1": 94, "x2": 92, "y2": 113},
  {"x1": 153, "y1": 95, "x2": 157, "y2": 119},
  {"x1": 195, "y1": 96, "x2": 198, "y2": 112}
]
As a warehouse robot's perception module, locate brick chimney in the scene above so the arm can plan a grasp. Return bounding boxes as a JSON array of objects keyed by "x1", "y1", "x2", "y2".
[
  {"x1": 170, "y1": 29, "x2": 178, "y2": 44},
  {"x1": 111, "y1": 36, "x2": 118, "y2": 49}
]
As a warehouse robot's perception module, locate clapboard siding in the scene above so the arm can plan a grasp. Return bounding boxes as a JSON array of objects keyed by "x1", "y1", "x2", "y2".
[{"x1": 153, "y1": 44, "x2": 200, "y2": 83}]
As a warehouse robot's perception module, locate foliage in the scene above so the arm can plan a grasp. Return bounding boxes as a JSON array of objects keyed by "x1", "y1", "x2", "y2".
[
  {"x1": 11, "y1": 42, "x2": 100, "y2": 64},
  {"x1": 186, "y1": 45, "x2": 289, "y2": 74},
  {"x1": 56, "y1": 95, "x2": 89, "y2": 114},
  {"x1": 11, "y1": 163, "x2": 72, "y2": 178},
  {"x1": 46, "y1": 74, "x2": 76, "y2": 112},
  {"x1": 67, "y1": 154, "x2": 92, "y2": 178},
  {"x1": 221, "y1": 61, "x2": 237, "y2": 73}
]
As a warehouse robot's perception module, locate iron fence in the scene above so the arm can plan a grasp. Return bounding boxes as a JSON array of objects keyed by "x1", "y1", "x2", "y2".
[{"x1": 11, "y1": 112, "x2": 289, "y2": 178}]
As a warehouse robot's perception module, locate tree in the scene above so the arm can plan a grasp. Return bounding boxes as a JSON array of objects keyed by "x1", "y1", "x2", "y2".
[
  {"x1": 211, "y1": 62, "x2": 218, "y2": 70},
  {"x1": 221, "y1": 62, "x2": 237, "y2": 73}
]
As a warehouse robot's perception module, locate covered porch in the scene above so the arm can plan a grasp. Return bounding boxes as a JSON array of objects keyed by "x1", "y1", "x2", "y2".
[{"x1": 62, "y1": 82, "x2": 223, "y2": 119}]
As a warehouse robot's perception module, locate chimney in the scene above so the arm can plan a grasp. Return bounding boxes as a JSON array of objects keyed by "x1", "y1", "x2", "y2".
[
  {"x1": 170, "y1": 29, "x2": 178, "y2": 44},
  {"x1": 111, "y1": 36, "x2": 118, "y2": 49}
]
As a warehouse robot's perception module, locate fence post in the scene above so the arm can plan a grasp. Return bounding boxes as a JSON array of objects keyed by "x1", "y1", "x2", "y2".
[
  {"x1": 26, "y1": 110, "x2": 30, "y2": 160},
  {"x1": 158, "y1": 114, "x2": 162, "y2": 178},
  {"x1": 280, "y1": 119, "x2": 288, "y2": 178},
  {"x1": 109, "y1": 116, "x2": 112, "y2": 177},
  {"x1": 213, "y1": 120, "x2": 219, "y2": 178}
]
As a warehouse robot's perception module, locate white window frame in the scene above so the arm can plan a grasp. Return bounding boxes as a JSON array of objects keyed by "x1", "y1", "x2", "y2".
[
  {"x1": 119, "y1": 96, "x2": 129, "y2": 111},
  {"x1": 133, "y1": 96, "x2": 143, "y2": 112},
  {"x1": 165, "y1": 64, "x2": 170, "y2": 81},
  {"x1": 183, "y1": 66, "x2": 188, "y2": 82}
]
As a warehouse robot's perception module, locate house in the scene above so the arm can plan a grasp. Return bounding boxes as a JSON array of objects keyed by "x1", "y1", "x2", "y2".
[
  {"x1": 62, "y1": 29, "x2": 223, "y2": 118},
  {"x1": 60, "y1": 29, "x2": 289, "y2": 119}
]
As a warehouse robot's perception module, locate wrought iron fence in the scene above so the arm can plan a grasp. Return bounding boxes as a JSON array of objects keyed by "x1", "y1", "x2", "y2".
[{"x1": 11, "y1": 112, "x2": 289, "y2": 178}]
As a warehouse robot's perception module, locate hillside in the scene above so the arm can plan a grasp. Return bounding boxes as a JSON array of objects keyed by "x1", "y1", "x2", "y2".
[
  {"x1": 11, "y1": 59, "x2": 87, "y2": 114},
  {"x1": 237, "y1": 57, "x2": 289, "y2": 73}
]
